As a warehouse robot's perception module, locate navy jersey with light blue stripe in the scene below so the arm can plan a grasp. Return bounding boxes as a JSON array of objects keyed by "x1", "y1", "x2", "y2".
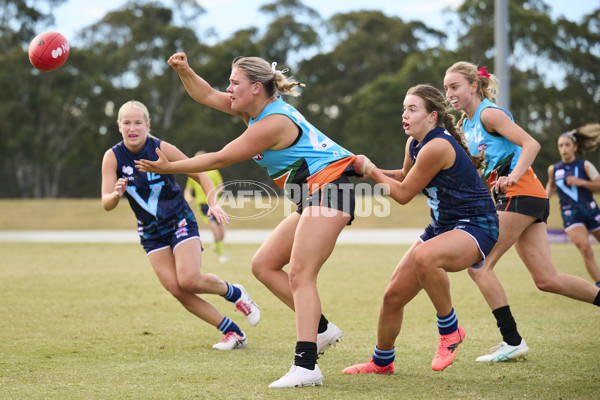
[
  {"x1": 552, "y1": 158, "x2": 596, "y2": 211},
  {"x1": 111, "y1": 137, "x2": 194, "y2": 237},
  {"x1": 409, "y1": 127, "x2": 496, "y2": 225}
]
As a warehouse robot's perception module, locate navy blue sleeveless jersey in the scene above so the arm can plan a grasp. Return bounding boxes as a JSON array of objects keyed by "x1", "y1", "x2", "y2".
[
  {"x1": 552, "y1": 158, "x2": 596, "y2": 211},
  {"x1": 409, "y1": 127, "x2": 496, "y2": 225},
  {"x1": 111, "y1": 137, "x2": 195, "y2": 238}
]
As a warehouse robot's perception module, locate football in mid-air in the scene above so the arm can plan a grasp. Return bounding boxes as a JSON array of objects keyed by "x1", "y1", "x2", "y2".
[{"x1": 28, "y1": 31, "x2": 70, "y2": 71}]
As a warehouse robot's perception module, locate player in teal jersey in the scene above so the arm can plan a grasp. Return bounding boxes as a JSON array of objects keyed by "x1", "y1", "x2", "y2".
[
  {"x1": 136, "y1": 54, "x2": 358, "y2": 388},
  {"x1": 444, "y1": 62, "x2": 600, "y2": 363}
]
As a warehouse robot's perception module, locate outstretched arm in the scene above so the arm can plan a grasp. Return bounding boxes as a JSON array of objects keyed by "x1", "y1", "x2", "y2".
[
  {"x1": 168, "y1": 52, "x2": 248, "y2": 122},
  {"x1": 353, "y1": 140, "x2": 413, "y2": 182},
  {"x1": 353, "y1": 138, "x2": 453, "y2": 205},
  {"x1": 135, "y1": 114, "x2": 291, "y2": 175}
]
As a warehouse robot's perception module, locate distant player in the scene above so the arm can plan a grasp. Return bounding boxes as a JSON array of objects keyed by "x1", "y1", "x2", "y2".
[
  {"x1": 185, "y1": 151, "x2": 229, "y2": 263},
  {"x1": 546, "y1": 124, "x2": 600, "y2": 287}
]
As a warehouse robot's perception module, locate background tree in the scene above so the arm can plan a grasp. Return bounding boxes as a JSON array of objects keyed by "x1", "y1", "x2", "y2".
[
  {"x1": 453, "y1": 0, "x2": 600, "y2": 181},
  {"x1": 0, "y1": 0, "x2": 598, "y2": 197}
]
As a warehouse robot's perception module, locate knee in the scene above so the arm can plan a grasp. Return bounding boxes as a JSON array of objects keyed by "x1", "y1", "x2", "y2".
[
  {"x1": 578, "y1": 243, "x2": 594, "y2": 259},
  {"x1": 532, "y1": 275, "x2": 557, "y2": 293},
  {"x1": 176, "y1": 274, "x2": 198, "y2": 293},
  {"x1": 382, "y1": 287, "x2": 401, "y2": 310},
  {"x1": 287, "y1": 263, "x2": 314, "y2": 292},
  {"x1": 467, "y1": 266, "x2": 482, "y2": 281},
  {"x1": 176, "y1": 269, "x2": 212, "y2": 293},
  {"x1": 288, "y1": 267, "x2": 301, "y2": 292},
  {"x1": 251, "y1": 252, "x2": 285, "y2": 283},
  {"x1": 467, "y1": 260, "x2": 496, "y2": 283},
  {"x1": 411, "y1": 248, "x2": 431, "y2": 277},
  {"x1": 251, "y1": 254, "x2": 267, "y2": 282},
  {"x1": 164, "y1": 282, "x2": 190, "y2": 302}
]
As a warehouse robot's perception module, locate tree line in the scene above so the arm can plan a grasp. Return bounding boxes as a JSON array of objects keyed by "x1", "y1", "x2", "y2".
[{"x1": 1, "y1": 0, "x2": 598, "y2": 198}]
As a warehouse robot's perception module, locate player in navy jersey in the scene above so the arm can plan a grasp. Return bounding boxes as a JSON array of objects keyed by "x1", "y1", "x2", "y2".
[
  {"x1": 444, "y1": 62, "x2": 600, "y2": 363},
  {"x1": 136, "y1": 54, "x2": 357, "y2": 388},
  {"x1": 101, "y1": 100, "x2": 260, "y2": 351},
  {"x1": 546, "y1": 124, "x2": 600, "y2": 287},
  {"x1": 342, "y1": 84, "x2": 498, "y2": 375}
]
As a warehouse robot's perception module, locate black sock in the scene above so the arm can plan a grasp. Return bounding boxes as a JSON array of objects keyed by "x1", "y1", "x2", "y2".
[
  {"x1": 594, "y1": 290, "x2": 600, "y2": 307},
  {"x1": 493, "y1": 305, "x2": 522, "y2": 346},
  {"x1": 317, "y1": 314, "x2": 329, "y2": 334},
  {"x1": 294, "y1": 341, "x2": 317, "y2": 370}
]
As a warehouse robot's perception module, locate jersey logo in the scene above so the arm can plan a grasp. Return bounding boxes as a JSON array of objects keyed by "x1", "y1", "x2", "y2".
[
  {"x1": 556, "y1": 166, "x2": 579, "y2": 202},
  {"x1": 472, "y1": 124, "x2": 485, "y2": 144},
  {"x1": 425, "y1": 186, "x2": 440, "y2": 221},
  {"x1": 122, "y1": 165, "x2": 134, "y2": 176},
  {"x1": 253, "y1": 153, "x2": 264, "y2": 161},
  {"x1": 126, "y1": 181, "x2": 165, "y2": 217}
]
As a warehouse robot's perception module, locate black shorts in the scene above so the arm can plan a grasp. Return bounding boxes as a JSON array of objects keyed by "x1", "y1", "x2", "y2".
[
  {"x1": 295, "y1": 174, "x2": 355, "y2": 225},
  {"x1": 494, "y1": 193, "x2": 549, "y2": 224}
]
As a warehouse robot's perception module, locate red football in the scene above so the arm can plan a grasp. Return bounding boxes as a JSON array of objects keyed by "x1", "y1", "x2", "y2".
[{"x1": 28, "y1": 31, "x2": 70, "y2": 71}]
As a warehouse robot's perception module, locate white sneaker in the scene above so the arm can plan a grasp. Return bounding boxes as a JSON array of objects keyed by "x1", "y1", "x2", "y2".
[
  {"x1": 268, "y1": 364, "x2": 324, "y2": 388},
  {"x1": 219, "y1": 254, "x2": 229, "y2": 263},
  {"x1": 233, "y1": 284, "x2": 260, "y2": 326},
  {"x1": 476, "y1": 339, "x2": 529, "y2": 362},
  {"x1": 212, "y1": 331, "x2": 247, "y2": 350},
  {"x1": 316, "y1": 322, "x2": 343, "y2": 355}
]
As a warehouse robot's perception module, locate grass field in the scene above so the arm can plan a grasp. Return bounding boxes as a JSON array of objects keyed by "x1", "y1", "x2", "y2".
[
  {"x1": 0, "y1": 195, "x2": 566, "y2": 230},
  {"x1": 1, "y1": 238, "x2": 599, "y2": 399}
]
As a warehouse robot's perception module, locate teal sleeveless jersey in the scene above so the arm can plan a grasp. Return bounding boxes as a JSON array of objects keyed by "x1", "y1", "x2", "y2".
[
  {"x1": 249, "y1": 98, "x2": 353, "y2": 189},
  {"x1": 462, "y1": 98, "x2": 522, "y2": 179}
]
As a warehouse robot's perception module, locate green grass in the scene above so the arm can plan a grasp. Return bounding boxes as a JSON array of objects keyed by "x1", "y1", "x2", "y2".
[
  {"x1": 0, "y1": 195, "x2": 566, "y2": 230},
  {"x1": 0, "y1": 241, "x2": 598, "y2": 399}
]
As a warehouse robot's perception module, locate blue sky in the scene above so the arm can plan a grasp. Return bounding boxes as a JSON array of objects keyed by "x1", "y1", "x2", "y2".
[{"x1": 51, "y1": 0, "x2": 598, "y2": 46}]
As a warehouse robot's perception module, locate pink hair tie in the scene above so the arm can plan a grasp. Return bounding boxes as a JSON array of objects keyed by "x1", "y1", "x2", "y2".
[{"x1": 478, "y1": 66, "x2": 490, "y2": 78}]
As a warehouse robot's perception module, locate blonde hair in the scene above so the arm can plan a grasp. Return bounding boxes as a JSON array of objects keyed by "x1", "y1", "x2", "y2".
[
  {"x1": 407, "y1": 84, "x2": 486, "y2": 170},
  {"x1": 561, "y1": 123, "x2": 600, "y2": 153},
  {"x1": 445, "y1": 61, "x2": 499, "y2": 131},
  {"x1": 117, "y1": 100, "x2": 151, "y2": 134},
  {"x1": 232, "y1": 57, "x2": 304, "y2": 97}
]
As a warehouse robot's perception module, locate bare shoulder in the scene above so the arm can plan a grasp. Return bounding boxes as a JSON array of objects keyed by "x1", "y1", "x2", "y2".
[{"x1": 102, "y1": 148, "x2": 116, "y2": 163}]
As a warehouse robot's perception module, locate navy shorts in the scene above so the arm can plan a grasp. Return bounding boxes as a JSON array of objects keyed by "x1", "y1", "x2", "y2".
[
  {"x1": 140, "y1": 212, "x2": 201, "y2": 255},
  {"x1": 420, "y1": 214, "x2": 499, "y2": 269},
  {"x1": 294, "y1": 174, "x2": 355, "y2": 225},
  {"x1": 562, "y1": 201, "x2": 600, "y2": 232}
]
